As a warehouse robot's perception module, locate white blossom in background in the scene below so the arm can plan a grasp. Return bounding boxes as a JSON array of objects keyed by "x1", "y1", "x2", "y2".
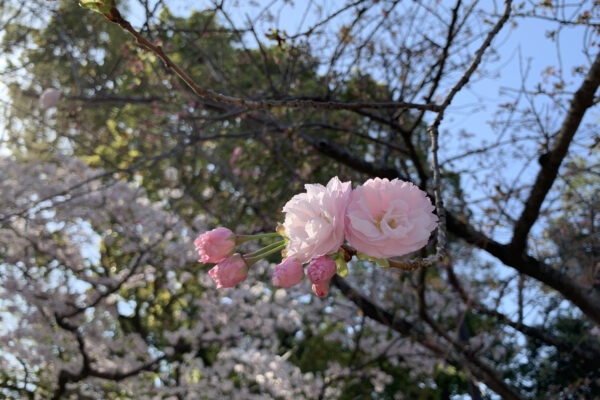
[
  {"x1": 0, "y1": 156, "x2": 556, "y2": 399},
  {"x1": 0, "y1": 157, "x2": 392, "y2": 398}
]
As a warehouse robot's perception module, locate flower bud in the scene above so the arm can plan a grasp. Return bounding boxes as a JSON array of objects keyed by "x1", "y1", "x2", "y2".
[
  {"x1": 194, "y1": 227, "x2": 236, "y2": 263},
  {"x1": 307, "y1": 255, "x2": 336, "y2": 285},
  {"x1": 272, "y1": 258, "x2": 304, "y2": 288},
  {"x1": 39, "y1": 88, "x2": 61, "y2": 109},
  {"x1": 208, "y1": 254, "x2": 248, "y2": 288},
  {"x1": 312, "y1": 282, "x2": 329, "y2": 297}
]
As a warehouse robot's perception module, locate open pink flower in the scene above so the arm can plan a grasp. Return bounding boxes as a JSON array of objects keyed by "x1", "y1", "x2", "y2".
[
  {"x1": 194, "y1": 227, "x2": 235, "y2": 263},
  {"x1": 307, "y1": 256, "x2": 336, "y2": 285},
  {"x1": 282, "y1": 177, "x2": 351, "y2": 263},
  {"x1": 345, "y1": 178, "x2": 437, "y2": 259},
  {"x1": 209, "y1": 253, "x2": 248, "y2": 288},
  {"x1": 272, "y1": 258, "x2": 304, "y2": 288}
]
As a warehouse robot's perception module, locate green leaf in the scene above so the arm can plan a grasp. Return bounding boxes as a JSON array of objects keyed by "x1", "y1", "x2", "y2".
[
  {"x1": 79, "y1": 0, "x2": 115, "y2": 15},
  {"x1": 373, "y1": 257, "x2": 390, "y2": 268}
]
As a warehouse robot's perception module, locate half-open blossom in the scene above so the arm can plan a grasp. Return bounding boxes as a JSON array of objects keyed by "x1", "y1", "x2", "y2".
[
  {"x1": 282, "y1": 177, "x2": 351, "y2": 263},
  {"x1": 194, "y1": 227, "x2": 235, "y2": 263},
  {"x1": 345, "y1": 178, "x2": 438, "y2": 259},
  {"x1": 209, "y1": 253, "x2": 248, "y2": 288},
  {"x1": 307, "y1": 255, "x2": 336, "y2": 285},
  {"x1": 312, "y1": 282, "x2": 329, "y2": 297},
  {"x1": 39, "y1": 88, "x2": 61, "y2": 109},
  {"x1": 272, "y1": 258, "x2": 304, "y2": 288}
]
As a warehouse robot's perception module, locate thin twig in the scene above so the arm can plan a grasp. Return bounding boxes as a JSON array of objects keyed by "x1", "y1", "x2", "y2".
[{"x1": 104, "y1": 8, "x2": 440, "y2": 112}]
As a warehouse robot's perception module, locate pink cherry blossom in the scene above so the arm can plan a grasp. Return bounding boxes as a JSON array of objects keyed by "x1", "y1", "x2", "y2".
[
  {"x1": 272, "y1": 258, "x2": 304, "y2": 288},
  {"x1": 345, "y1": 178, "x2": 438, "y2": 259},
  {"x1": 312, "y1": 282, "x2": 329, "y2": 297},
  {"x1": 229, "y1": 146, "x2": 243, "y2": 168},
  {"x1": 307, "y1": 255, "x2": 336, "y2": 285},
  {"x1": 282, "y1": 177, "x2": 351, "y2": 263},
  {"x1": 208, "y1": 253, "x2": 248, "y2": 288},
  {"x1": 194, "y1": 227, "x2": 236, "y2": 263},
  {"x1": 39, "y1": 88, "x2": 61, "y2": 108}
]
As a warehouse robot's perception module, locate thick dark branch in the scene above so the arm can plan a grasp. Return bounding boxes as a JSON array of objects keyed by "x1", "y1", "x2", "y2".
[
  {"x1": 68, "y1": 94, "x2": 161, "y2": 104},
  {"x1": 299, "y1": 121, "x2": 409, "y2": 155},
  {"x1": 299, "y1": 133, "x2": 403, "y2": 180},
  {"x1": 332, "y1": 275, "x2": 416, "y2": 336},
  {"x1": 52, "y1": 314, "x2": 164, "y2": 400},
  {"x1": 510, "y1": 52, "x2": 600, "y2": 253},
  {"x1": 305, "y1": 131, "x2": 600, "y2": 325},
  {"x1": 446, "y1": 265, "x2": 600, "y2": 361},
  {"x1": 350, "y1": 108, "x2": 429, "y2": 184},
  {"x1": 332, "y1": 276, "x2": 524, "y2": 400},
  {"x1": 446, "y1": 213, "x2": 600, "y2": 325}
]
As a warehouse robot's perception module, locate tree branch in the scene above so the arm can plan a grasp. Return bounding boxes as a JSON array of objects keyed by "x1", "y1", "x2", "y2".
[
  {"x1": 446, "y1": 264, "x2": 600, "y2": 361},
  {"x1": 332, "y1": 275, "x2": 525, "y2": 400},
  {"x1": 304, "y1": 131, "x2": 600, "y2": 325},
  {"x1": 105, "y1": 8, "x2": 441, "y2": 113},
  {"x1": 510, "y1": 51, "x2": 600, "y2": 253}
]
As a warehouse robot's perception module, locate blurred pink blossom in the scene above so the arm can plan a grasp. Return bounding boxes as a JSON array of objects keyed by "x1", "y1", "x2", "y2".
[
  {"x1": 39, "y1": 88, "x2": 61, "y2": 108},
  {"x1": 307, "y1": 256, "x2": 336, "y2": 285},
  {"x1": 208, "y1": 253, "x2": 248, "y2": 288},
  {"x1": 272, "y1": 258, "x2": 304, "y2": 288},
  {"x1": 229, "y1": 146, "x2": 243, "y2": 167},
  {"x1": 345, "y1": 178, "x2": 437, "y2": 259},
  {"x1": 282, "y1": 177, "x2": 351, "y2": 263},
  {"x1": 194, "y1": 227, "x2": 236, "y2": 263}
]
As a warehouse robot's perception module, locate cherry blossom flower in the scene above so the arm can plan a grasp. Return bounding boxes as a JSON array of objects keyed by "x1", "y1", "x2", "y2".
[
  {"x1": 282, "y1": 177, "x2": 351, "y2": 263},
  {"x1": 272, "y1": 258, "x2": 304, "y2": 288},
  {"x1": 194, "y1": 227, "x2": 236, "y2": 263},
  {"x1": 345, "y1": 178, "x2": 437, "y2": 259},
  {"x1": 307, "y1": 255, "x2": 336, "y2": 285},
  {"x1": 208, "y1": 253, "x2": 248, "y2": 288}
]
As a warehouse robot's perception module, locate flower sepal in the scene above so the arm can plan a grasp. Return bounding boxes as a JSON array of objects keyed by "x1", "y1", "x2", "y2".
[{"x1": 334, "y1": 251, "x2": 348, "y2": 277}]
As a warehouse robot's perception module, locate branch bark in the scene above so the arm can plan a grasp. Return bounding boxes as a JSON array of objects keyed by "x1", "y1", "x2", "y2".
[
  {"x1": 446, "y1": 264, "x2": 600, "y2": 361},
  {"x1": 104, "y1": 8, "x2": 441, "y2": 113},
  {"x1": 332, "y1": 276, "x2": 525, "y2": 400},
  {"x1": 510, "y1": 51, "x2": 600, "y2": 253},
  {"x1": 304, "y1": 132, "x2": 600, "y2": 325}
]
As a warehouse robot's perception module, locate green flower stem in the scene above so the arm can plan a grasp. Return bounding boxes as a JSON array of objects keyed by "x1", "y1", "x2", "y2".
[
  {"x1": 245, "y1": 240, "x2": 286, "y2": 259},
  {"x1": 235, "y1": 232, "x2": 281, "y2": 244},
  {"x1": 245, "y1": 242, "x2": 286, "y2": 265}
]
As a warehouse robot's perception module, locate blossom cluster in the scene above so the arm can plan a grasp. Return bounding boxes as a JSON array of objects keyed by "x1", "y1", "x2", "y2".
[{"x1": 195, "y1": 177, "x2": 438, "y2": 297}]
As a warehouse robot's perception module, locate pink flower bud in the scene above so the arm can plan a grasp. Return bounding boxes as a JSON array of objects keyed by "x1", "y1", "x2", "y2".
[
  {"x1": 194, "y1": 227, "x2": 236, "y2": 263},
  {"x1": 307, "y1": 255, "x2": 336, "y2": 285},
  {"x1": 208, "y1": 254, "x2": 248, "y2": 288},
  {"x1": 272, "y1": 258, "x2": 304, "y2": 288},
  {"x1": 39, "y1": 88, "x2": 61, "y2": 109},
  {"x1": 312, "y1": 282, "x2": 329, "y2": 297}
]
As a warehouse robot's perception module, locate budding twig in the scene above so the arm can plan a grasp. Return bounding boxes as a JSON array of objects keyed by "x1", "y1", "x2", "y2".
[{"x1": 104, "y1": 7, "x2": 441, "y2": 112}]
